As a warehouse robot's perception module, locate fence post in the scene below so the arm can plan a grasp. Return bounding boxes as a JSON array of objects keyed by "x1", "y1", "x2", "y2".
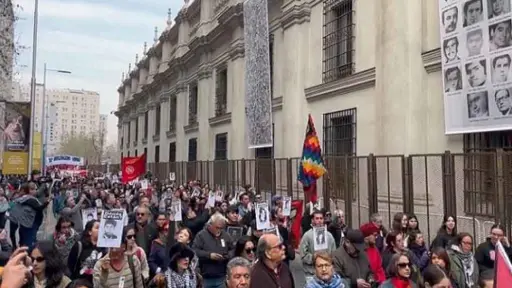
[
  {"x1": 402, "y1": 156, "x2": 414, "y2": 214},
  {"x1": 344, "y1": 155, "x2": 353, "y2": 227},
  {"x1": 287, "y1": 158, "x2": 293, "y2": 197},
  {"x1": 367, "y1": 154, "x2": 378, "y2": 216},
  {"x1": 496, "y1": 149, "x2": 506, "y2": 224},
  {"x1": 442, "y1": 151, "x2": 456, "y2": 217}
]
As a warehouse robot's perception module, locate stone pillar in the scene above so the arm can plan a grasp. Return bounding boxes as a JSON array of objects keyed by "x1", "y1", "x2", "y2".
[
  {"x1": 374, "y1": 0, "x2": 425, "y2": 154},
  {"x1": 230, "y1": 56, "x2": 247, "y2": 159},
  {"x1": 175, "y1": 84, "x2": 188, "y2": 161},
  {"x1": 147, "y1": 103, "x2": 155, "y2": 162},
  {"x1": 197, "y1": 68, "x2": 213, "y2": 160}
]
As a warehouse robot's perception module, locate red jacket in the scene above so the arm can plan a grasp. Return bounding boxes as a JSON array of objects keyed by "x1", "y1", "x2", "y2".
[{"x1": 366, "y1": 246, "x2": 386, "y2": 283}]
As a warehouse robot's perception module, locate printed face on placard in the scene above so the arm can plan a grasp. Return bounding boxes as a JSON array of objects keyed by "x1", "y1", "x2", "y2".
[
  {"x1": 467, "y1": 92, "x2": 490, "y2": 118},
  {"x1": 495, "y1": 89, "x2": 512, "y2": 115},
  {"x1": 465, "y1": 60, "x2": 487, "y2": 87},
  {"x1": 464, "y1": 0, "x2": 483, "y2": 27},
  {"x1": 443, "y1": 6, "x2": 458, "y2": 33},
  {"x1": 444, "y1": 37, "x2": 459, "y2": 63}
]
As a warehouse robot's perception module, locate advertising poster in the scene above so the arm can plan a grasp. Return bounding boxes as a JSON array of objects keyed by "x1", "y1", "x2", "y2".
[
  {"x1": 440, "y1": 0, "x2": 512, "y2": 134},
  {"x1": 2, "y1": 102, "x2": 31, "y2": 174}
]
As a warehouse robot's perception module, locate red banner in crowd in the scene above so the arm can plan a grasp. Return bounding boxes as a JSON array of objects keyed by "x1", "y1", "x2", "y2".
[
  {"x1": 121, "y1": 154, "x2": 146, "y2": 184},
  {"x1": 495, "y1": 241, "x2": 512, "y2": 287},
  {"x1": 290, "y1": 200, "x2": 303, "y2": 249}
]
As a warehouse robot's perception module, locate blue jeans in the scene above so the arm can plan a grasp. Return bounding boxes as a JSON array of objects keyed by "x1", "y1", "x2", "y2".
[{"x1": 203, "y1": 277, "x2": 226, "y2": 288}]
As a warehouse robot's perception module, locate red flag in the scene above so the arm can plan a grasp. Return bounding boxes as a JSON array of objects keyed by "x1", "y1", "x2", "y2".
[
  {"x1": 121, "y1": 154, "x2": 146, "y2": 184},
  {"x1": 290, "y1": 200, "x2": 304, "y2": 249},
  {"x1": 495, "y1": 241, "x2": 512, "y2": 287}
]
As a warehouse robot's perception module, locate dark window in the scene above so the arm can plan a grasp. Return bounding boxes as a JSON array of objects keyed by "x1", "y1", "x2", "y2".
[
  {"x1": 169, "y1": 95, "x2": 177, "y2": 132},
  {"x1": 188, "y1": 138, "x2": 197, "y2": 162},
  {"x1": 269, "y1": 34, "x2": 274, "y2": 96},
  {"x1": 215, "y1": 67, "x2": 228, "y2": 117},
  {"x1": 128, "y1": 151, "x2": 130, "y2": 157},
  {"x1": 189, "y1": 83, "x2": 198, "y2": 124},
  {"x1": 462, "y1": 131, "x2": 512, "y2": 217},
  {"x1": 121, "y1": 152, "x2": 123, "y2": 159},
  {"x1": 135, "y1": 149, "x2": 138, "y2": 156},
  {"x1": 323, "y1": 0, "x2": 355, "y2": 83},
  {"x1": 120, "y1": 137, "x2": 123, "y2": 148},
  {"x1": 135, "y1": 119, "x2": 139, "y2": 142},
  {"x1": 169, "y1": 142, "x2": 176, "y2": 162},
  {"x1": 255, "y1": 146, "x2": 273, "y2": 191},
  {"x1": 323, "y1": 108, "x2": 357, "y2": 201},
  {"x1": 144, "y1": 148, "x2": 148, "y2": 165},
  {"x1": 155, "y1": 105, "x2": 161, "y2": 136},
  {"x1": 155, "y1": 145, "x2": 160, "y2": 163},
  {"x1": 144, "y1": 111, "x2": 149, "y2": 139},
  {"x1": 215, "y1": 133, "x2": 228, "y2": 160}
]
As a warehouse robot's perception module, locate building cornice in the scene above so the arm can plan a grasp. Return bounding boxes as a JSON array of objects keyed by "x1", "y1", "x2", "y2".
[
  {"x1": 184, "y1": 122, "x2": 199, "y2": 134},
  {"x1": 198, "y1": 64, "x2": 213, "y2": 80},
  {"x1": 280, "y1": 1, "x2": 312, "y2": 30},
  {"x1": 209, "y1": 112, "x2": 232, "y2": 127},
  {"x1": 272, "y1": 96, "x2": 283, "y2": 111},
  {"x1": 305, "y1": 67, "x2": 376, "y2": 102},
  {"x1": 422, "y1": 48, "x2": 442, "y2": 74}
]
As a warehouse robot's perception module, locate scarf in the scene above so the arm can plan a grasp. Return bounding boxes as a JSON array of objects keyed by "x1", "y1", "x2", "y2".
[
  {"x1": 53, "y1": 229, "x2": 77, "y2": 260},
  {"x1": 165, "y1": 268, "x2": 197, "y2": 288},
  {"x1": 307, "y1": 273, "x2": 345, "y2": 288},
  {"x1": 391, "y1": 277, "x2": 412, "y2": 288},
  {"x1": 451, "y1": 244, "x2": 475, "y2": 287}
]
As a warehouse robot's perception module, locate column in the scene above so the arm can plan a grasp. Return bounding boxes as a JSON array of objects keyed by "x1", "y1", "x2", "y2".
[
  {"x1": 198, "y1": 69, "x2": 212, "y2": 160},
  {"x1": 147, "y1": 103, "x2": 155, "y2": 162},
  {"x1": 230, "y1": 56, "x2": 247, "y2": 159},
  {"x1": 374, "y1": 0, "x2": 425, "y2": 154},
  {"x1": 175, "y1": 85, "x2": 188, "y2": 161}
]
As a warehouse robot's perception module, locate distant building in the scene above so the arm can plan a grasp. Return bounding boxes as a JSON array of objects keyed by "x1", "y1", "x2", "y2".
[{"x1": 13, "y1": 85, "x2": 101, "y2": 156}]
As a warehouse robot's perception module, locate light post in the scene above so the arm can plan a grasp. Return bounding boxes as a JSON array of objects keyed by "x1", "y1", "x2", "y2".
[
  {"x1": 28, "y1": 0, "x2": 39, "y2": 179},
  {"x1": 41, "y1": 63, "x2": 71, "y2": 175}
]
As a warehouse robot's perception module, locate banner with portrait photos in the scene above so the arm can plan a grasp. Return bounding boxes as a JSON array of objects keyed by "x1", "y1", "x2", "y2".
[{"x1": 440, "y1": 0, "x2": 512, "y2": 134}]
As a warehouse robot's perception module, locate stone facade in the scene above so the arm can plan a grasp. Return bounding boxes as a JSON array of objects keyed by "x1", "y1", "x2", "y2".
[
  {"x1": 0, "y1": 0, "x2": 14, "y2": 101},
  {"x1": 115, "y1": 0, "x2": 461, "y2": 163}
]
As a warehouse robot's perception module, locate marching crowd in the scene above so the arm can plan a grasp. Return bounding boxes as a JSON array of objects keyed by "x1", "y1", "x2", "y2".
[{"x1": 0, "y1": 174, "x2": 506, "y2": 288}]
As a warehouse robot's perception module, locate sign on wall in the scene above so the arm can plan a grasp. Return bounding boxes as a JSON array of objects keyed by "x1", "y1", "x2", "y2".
[{"x1": 439, "y1": 0, "x2": 512, "y2": 134}]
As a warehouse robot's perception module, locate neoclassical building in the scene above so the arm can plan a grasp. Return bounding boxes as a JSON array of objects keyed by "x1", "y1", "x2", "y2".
[{"x1": 116, "y1": 0, "x2": 512, "y2": 163}]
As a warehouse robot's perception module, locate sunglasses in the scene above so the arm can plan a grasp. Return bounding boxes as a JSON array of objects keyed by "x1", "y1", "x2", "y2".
[
  {"x1": 397, "y1": 262, "x2": 411, "y2": 268},
  {"x1": 31, "y1": 256, "x2": 45, "y2": 263},
  {"x1": 245, "y1": 248, "x2": 255, "y2": 254},
  {"x1": 126, "y1": 235, "x2": 136, "y2": 240}
]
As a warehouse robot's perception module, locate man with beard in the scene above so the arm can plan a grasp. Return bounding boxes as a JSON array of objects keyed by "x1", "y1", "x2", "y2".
[
  {"x1": 490, "y1": 19, "x2": 512, "y2": 51},
  {"x1": 442, "y1": 6, "x2": 458, "y2": 33},
  {"x1": 333, "y1": 229, "x2": 373, "y2": 288}
]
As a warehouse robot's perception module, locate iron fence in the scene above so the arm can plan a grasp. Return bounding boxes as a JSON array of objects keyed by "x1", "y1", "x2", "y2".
[{"x1": 89, "y1": 151, "x2": 512, "y2": 245}]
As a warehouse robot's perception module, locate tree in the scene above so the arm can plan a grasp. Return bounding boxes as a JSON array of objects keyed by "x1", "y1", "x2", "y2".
[
  {"x1": 58, "y1": 130, "x2": 107, "y2": 165},
  {"x1": 0, "y1": 1, "x2": 24, "y2": 101},
  {"x1": 103, "y1": 143, "x2": 119, "y2": 163}
]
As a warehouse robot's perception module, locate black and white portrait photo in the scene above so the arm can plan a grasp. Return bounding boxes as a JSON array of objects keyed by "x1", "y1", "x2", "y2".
[
  {"x1": 442, "y1": 6, "x2": 459, "y2": 33},
  {"x1": 313, "y1": 226, "x2": 328, "y2": 251},
  {"x1": 494, "y1": 88, "x2": 512, "y2": 115},
  {"x1": 170, "y1": 201, "x2": 182, "y2": 222},
  {"x1": 466, "y1": 29, "x2": 484, "y2": 56},
  {"x1": 282, "y1": 196, "x2": 291, "y2": 216},
  {"x1": 81, "y1": 208, "x2": 97, "y2": 229},
  {"x1": 488, "y1": 0, "x2": 511, "y2": 19},
  {"x1": 464, "y1": 0, "x2": 484, "y2": 27},
  {"x1": 445, "y1": 66, "x2": 463, "y2": 92},
  {"x1": 97, "y1": 209, "x2": 124, "y2": 248},
  {"x1": 227, "y1": 227, "x2": 244, "y2": 241},
  {"x1": 489, "y1": 19, "x2": 512, "y2": 51},
  {"x1": 443, "y1": 37, "x2": 460, "y2": 63},
  {"x1": 467, "y1": 91, "x2": 490, "y2": 118},
  {"x1": 492, "y1": 53, "x2": 511, "y2": 83},
  {"x1": 255, "y1": 202, "x2": 271, "y2": 230},
  {"x1": 465, "y1": 60, "x2": 487, "y2": 87}
]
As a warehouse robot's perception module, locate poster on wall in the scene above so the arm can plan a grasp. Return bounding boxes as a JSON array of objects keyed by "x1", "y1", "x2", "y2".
[
  {"x1": 439, "y1": 0, "x2": 512, "y2": 134},
  {"x1": 2, "y1": 101, "x2": 31, "y2": 174}
]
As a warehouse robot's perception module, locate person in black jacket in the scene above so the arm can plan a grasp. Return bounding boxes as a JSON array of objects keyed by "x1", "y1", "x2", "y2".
[
  {"x1": 430, "y1": 215, "x2": 457, "y2": 250},
  {"x1": 475, "y1": 224, "x2": 512, "y2": 274},
  {"x1": 192, "y1": 212, "x2": 235, "y2": 288}
]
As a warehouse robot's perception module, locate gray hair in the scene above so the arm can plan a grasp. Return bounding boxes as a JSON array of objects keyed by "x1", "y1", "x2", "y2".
[
  {"x1": 226, "y1": 257, "x2": 251, "y2": 279},
  {"x1": 256, "y1": 236, "x2": 269, "y2": 260},
  {"x1": 207, "y1": 212, "x2": 228, "y2": 225}
]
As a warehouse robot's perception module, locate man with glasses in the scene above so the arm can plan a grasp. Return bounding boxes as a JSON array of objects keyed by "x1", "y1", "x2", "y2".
[
  {"x1": 192, "y1": 212, "x2": 234, "y2": 288},
  {"x1": 250, "y1": 234, "x2": 293, "y2": 288},
  {"x1": 126, "y1": 206, "x2": 158, "y2": 255},
  {"x1": 333, "y1": 229, "x2": 373, "y2": 288}
]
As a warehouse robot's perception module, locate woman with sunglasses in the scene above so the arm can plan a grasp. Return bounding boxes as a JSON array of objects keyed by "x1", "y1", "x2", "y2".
[
  {"x1": 150, "y1": 243, "x2": 202, "y2": 288},
  {"x1": 125, "y1": 226, "x2": 149, "y2": 281},
  {"x1": 381, "y1": 252, "x2": 419, "y2": 288},
  {"x1": 31, "y1": 240, "x2": 71, "y2": 288},
  {"x1": 234, "y1": 236, "x2": 256, "y2": 264}
]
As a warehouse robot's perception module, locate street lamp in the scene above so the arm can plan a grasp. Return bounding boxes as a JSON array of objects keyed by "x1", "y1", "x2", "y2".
[
  {"x1": 41, "y1": 63, "x2": 71, "y2": 175},
  {"x1": 27, "y1": 0, "x2": 39, "y2": 179}
]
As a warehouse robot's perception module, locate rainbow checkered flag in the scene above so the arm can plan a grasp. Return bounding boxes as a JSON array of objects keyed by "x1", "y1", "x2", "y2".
[{"x1": 298, "y1": 114, "x2": 326, "y2": 187}]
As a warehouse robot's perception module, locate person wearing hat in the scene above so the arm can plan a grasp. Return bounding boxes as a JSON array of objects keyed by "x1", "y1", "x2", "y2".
[
  {"x1": 360, "y1": 222, "x2": 386, "y2": 284},
  {"x1": 332, "y1": 229, "x2": 373, "y2": 288},
  {"x1": 150, "y1": 242, "x2": 201, "y2": 288}
]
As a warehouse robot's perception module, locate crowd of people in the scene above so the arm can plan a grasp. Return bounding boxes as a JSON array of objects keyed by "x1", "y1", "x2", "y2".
[{"x1": 0, "y1": 174, "x2": 506, "y2": 288}]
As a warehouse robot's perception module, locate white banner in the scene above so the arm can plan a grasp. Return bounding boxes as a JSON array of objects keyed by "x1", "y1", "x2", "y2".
[
  {"x1": 46, "y1": 155, "x2": 85, "y2": 166},
  {"x1": 439, "y1": 0, "x2": 512, "y2": 134}
]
